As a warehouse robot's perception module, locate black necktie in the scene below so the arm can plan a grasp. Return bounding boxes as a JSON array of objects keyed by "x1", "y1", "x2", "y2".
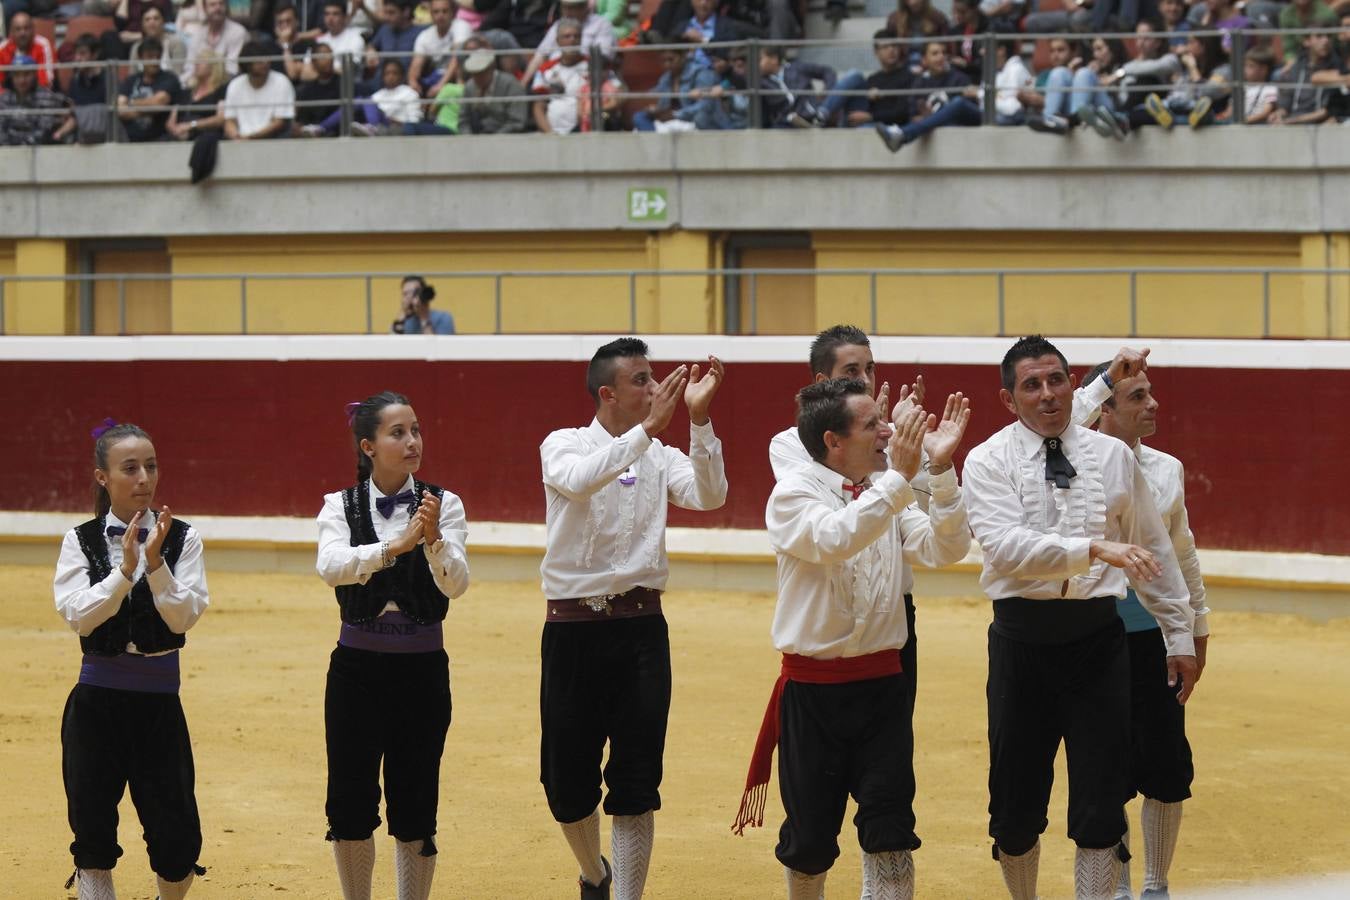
[{"x1": 1044, "y1": 437, "x2": 1077, "y2": 489}]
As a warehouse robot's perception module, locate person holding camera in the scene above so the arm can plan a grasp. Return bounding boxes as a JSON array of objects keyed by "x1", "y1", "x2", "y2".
[{"x1": 391, "y1": 276, "x2": 455, "y2": 335}]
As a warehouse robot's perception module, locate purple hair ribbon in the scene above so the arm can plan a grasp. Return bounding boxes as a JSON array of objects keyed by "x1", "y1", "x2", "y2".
[
  {"x1": 90, "y1": 417, "x2": 118, "y2": 439},
  {"x1": 344, "y1": 401, "x2": 361, "y2": 425}
]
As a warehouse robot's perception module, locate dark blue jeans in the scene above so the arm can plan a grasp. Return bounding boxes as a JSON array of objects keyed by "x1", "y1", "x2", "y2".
[{"x1": 901, "y1": 96, "x2": 982, "y2": 142}]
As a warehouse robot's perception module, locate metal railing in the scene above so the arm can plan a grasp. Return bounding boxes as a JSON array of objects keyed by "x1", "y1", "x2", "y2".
[
  {"x1": 0, "y1": 26, "x2": 1344, "y2": 140},
  {"x1": 2, "y1": 265, "x2": 1347, "y2": 337}
]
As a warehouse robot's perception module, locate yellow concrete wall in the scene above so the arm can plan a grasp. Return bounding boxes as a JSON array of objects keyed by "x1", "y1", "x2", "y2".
[
  {"x1": 9, "y1": 240, "x2": 75, "y2": 335},
  {"x1": 812, "y1": 231, "x2": 1310, "y2": 338}
]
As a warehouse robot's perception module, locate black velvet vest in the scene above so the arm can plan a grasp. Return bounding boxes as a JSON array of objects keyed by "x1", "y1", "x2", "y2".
[
  {"x1": 333, "y1": 479, "x2": 449, "y2": 626},
  {"x1": 75, "y1": 516, "x2": 191, "y2": 656}
]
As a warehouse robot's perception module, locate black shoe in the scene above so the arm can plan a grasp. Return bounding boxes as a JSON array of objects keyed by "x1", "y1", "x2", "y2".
[
  {"x1": 875, "y1": 122, "x2": 907, "y2": 152},
  {"x1": 580, "y1": 857, "x2": 612, "y2": 899},
  {"x1": 1028, "y1": 114, "x2": 1069, "y2": 135}
]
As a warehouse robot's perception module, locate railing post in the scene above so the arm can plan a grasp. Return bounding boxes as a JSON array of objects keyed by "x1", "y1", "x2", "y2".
[
  {"x1": 365, "y1": 276, "x2": 373, "y2": 334},
  {"x1": 1262, "y1": 270, "x2": 1271, "y2": 337},
  {"x1": 589, "y1": 53, "x2": 605, "y2": 133},
  {"x1": 105, "y1": 60, "x2": 121, "y2": 143},
  {"x1": 869, "y1": 271, "x2": 878, "y2": 334},
  {"x1": 118, "y1": 277, "x2": 127, "y2": 334},
  {"x1": 1129, "y1": 271, "x2": 1138, "y2": 337},
  {"x1": 494, "y1": 274, "x2": 503, "y2": 334},
  {"x1": 340, "y1": 54, "x2": 354, "y2": 137},
  {"x1": 996, "y1": 271, "x2": 1005, "y2": 336},
  {"x1": 981, "y1": 32, "x2": 997, "y2": 127},
  {"x1": 629, "y1": 271, "x2": 638, "y2": 332},
  {"x1": 747, "y1": 39, "x2": 762, "y2": 130},
  {"x1": 749, "y1": 271, "x2": 758, "y2": 335},
  {"x1": 1231, "y1": 31, "x2": 1247, "y2": 126},
  {"x1": 0, "y1": 280, "x2": 6, "y2": 335},
  {"x1": 240, "y1": 277, "x2": 248, "y2": 334}
]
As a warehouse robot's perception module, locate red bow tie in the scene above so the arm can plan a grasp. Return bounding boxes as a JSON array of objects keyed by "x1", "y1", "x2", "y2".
[{"x1": 843, "y1": 480, "x2": 870, "y2": 500}]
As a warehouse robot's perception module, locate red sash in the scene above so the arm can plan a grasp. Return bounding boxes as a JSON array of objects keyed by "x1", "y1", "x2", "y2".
[{"x1": 730, "y1": 650, "x2": 902, "y2": 835}]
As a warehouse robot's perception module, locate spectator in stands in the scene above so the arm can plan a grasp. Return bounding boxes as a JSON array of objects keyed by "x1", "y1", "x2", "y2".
[
  {"x1": 462, "y1": 47, "x2": 528, "y2": 133},
  {"x1": 596, "y1": 0, "x2": 631, "y2": 41},
  {"x1": 1068, "y1": 35, "x2": 1132, "y2": 138},
  {"x1": 0, "y1": 13, "x2": 54, "y2": 89},
  {"x1": 107, "y1": 0, "x2": 176, "y2": 61},
  {"x1": 843, "y1": 29, "x2": 913, "y2": 128},
  {"x1": 525, "y1": 0, "x2": 614, "y2": 81},
  {"x1": 531, "y1": 17, "x2": 597, "y2": 133},
  {"x1": 1273, "y1": 30, "x2": 1343, "y2": 124},
  {"x1": 131, "y1": 6, "x2": 189, "y2": 79},
  {"x1": 1021, "y1": 0, "x2": 1090, "y2": 36},
  {"x1": 634, "y1": 38, "x2": 723, "y2": 131},
  {"x1": 994, "y1": 38, "x2": 1032, "y2": 125},
  {"x1": 724, "y1": 0, "x2": 800, "y2": 41},
  {"x1": 946, "y1": 0, "x2": 987, "y2": 81},
  {"x1": 1230, "y1": 46, "x2": 1279, "y2": 122},
  {"x1": 428, "y1": 69, "x2": 462, "y2": 132},
  {"x1": 408, "y1": 0, "x2": 455, "y2": 94},
  {"x1": 118, "y1": 38, "x2": 180, "y2": 141},
  {"x1": 66, "y1": 34, "x2": 108, "y2": 108},
  {"x1": 1098, "y1": 18, "x2": 1181, "y2": 126},
  {"x1": 358, "y1": 56, "x2": 451, "y2": 132},
  {"x1": 887, "y1": 0, "x2": 949, "y2": 72},
  {"x1": 1196, "y1": 0, "x2": 1250, "y2": 52},
  {"x1": 1339, "y1": 11, "x2": 1350, "y2": 60},
  {"x1": 317, "y1": 0, "x2": 368, "y2": 72},
  {"x1": 678, "y1": 0, "x2": 737, "y2": 69},
  {"x1": 295, "y1": 42, "x2": 342, "y2": 132},
  {"x1": 876, "y1": 39, "x2": 981, "y2": 151},
  {"x1": 223, "y1": 39, "x2": 296, "y2": 137},
  {"x1": 185, "y1": 0, "x2": 249, "y2": 85},
  {"x1": 1279, "y1": 0, "x2": 1339, "y2": 68},
  {"x1": 366, "y1": 0, "x2": 424, "y2": 75},
  {"x1": 1023, "y1": 35, "x2": 1077, "y2": 134},
  {"x1": 756, "y1": 44, "x2": 845, "y2": 127},
  {"x1": 0, "y1": 54, "x2": 71, "y2": 144},
  {"x1": 509, "y1": 0, "x2": 553, "y2": 49},
  {"x1": 268, "y1": 3, "x2": 308, "y2": 81},
  {"x1": 392, "y1": 276, "x2": 455, "y2": 334},
  {"x1": 1309, "y1": 25, "x2": 1350, "y2": 122},
  {"x1": 1085, "y1": 0, "x2": 1144, "y2": 34},
  {"x1": 1158, "y1": 0, "x2": 1191, "y2": 50},
  {"x1": 981, "y1": 0, "x2": 1027, "y2": 33},
  {"x1": 1143, "y1": 32, "x2": 1229, "y2": 128},
  {"x1": 168, "y1": 49, "x2": 229, "y2": 138}
]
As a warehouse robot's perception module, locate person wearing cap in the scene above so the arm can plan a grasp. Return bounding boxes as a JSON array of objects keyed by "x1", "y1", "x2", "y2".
[
  {"x1": 462, "y1": 48, "x2": 527, "y2": 134},
  {"x1": 0, "y1": 12, "x2": 55, "y2": 89},
  {"x1": 523, "y1": 0, "x2": 615, "y2": 81},
  {"x1": 0, "y1": 53, "x2": 72, "y2": 145}
]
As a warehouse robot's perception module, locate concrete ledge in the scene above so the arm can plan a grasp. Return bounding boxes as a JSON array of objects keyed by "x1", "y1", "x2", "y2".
[{"x1": 3, "y1": 129, "x2": 1350, "y2": 236}]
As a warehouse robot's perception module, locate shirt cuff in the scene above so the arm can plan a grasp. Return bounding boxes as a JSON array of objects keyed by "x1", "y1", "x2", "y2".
[
  {"x1": 145, "y1": 562, "x2": 173, "y2": 596},
  {"x1": 925, "y1": 465, "x2": 959, "y2": 503},
  {"x1": 689, "y1": 419, "x2": 716, "y2": 443},
  {"x1": 355, "y1": 542, "x2": 386, "y2": 576},
  {"x1": 1162, "y1": 629, "x2": 1196, "y2": 658},
  {"x1": 1067, "y1": 537, "x2": 1093, "y2": 575},
  {"x1": 1192, "y1": 611, "x2": 1210, "y2": 638},
  {"x1": 1083, "y1": 376, "x2": 1113, "y2": 407},
  {"x1": 104, "y1": 567, "x2": 134, "y2": 602},
  {"x1": 873, "y1": 469, "x2": 916, "y2": 513},
  {"x1": 624, "y1": 423, "x2": 654, "y2": 455}
]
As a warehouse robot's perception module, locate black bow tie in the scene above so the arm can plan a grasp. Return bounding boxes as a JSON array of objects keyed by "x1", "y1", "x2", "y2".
[
  {"x1": 1044, "y1": 437, "x2": 1077, "y2": 489},
  {"x1": 375, "y1": 488, "x2": 417, "y2": 519},
  {"x1": 107, "y1": 525, "x2": 148, "y2": 541}
]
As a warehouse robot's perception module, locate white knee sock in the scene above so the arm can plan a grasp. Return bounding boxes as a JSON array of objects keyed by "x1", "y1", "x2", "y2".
[
  {"x1": 394, "y1": 838, "x2": 437, "y2": 900},
  {"x1": 1075, "y1": 847, "x2": 1123, "y2": 900},
  {"x1": 1141, "y1": 799, "x2": 1183, "y2": 893},
  {"x1": 1115, "y1": 819, "x2": 1132, "y2": 900},
  {"x1": 155, "y1": 871, "x2": 194, "y2": 900},
  {"x1": 997, "y1": 842, "x2": 1039, "y2": 900},
  {"x1": 784, "y1": 867, "x2": 826, "y2": 900},
  {"x1": 331, "y1": 837, "x2": 375, "y2": 900},
  {"x1": 76, "y1": 869, "x2": 116, "y2": 900},
  {"x1": 611, "y1": 811, "x2": 654, "y2": 900},
  {"x1": 560, "y1": 808, "x2": 608, "y2": 888},
  {"x1": 861, "y1": 850, "x2": 914, "y2": 900}
]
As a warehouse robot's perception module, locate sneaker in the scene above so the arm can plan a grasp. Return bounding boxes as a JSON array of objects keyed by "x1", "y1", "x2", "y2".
[
  {"x1": 785, "y1": 112, "x2": 813, "y2": 129},
  {"x1": 351, "y1": 122, "x2": 378, "y2": 137},
  {"x1": 875, "y1": 122, "x2": 908, "y2": 152},
  {"x1": 1028, "y1": 114, "x2": 1070, "y2": 135},
  {"x1": 1188, "y1": 95, "x2": 1213, "y2": 129},
  {"x1": 1144, "y1": 92, "x2": 1174, "y2": 130},
  {"x1": 1079, "y1": 105, "x2": 1116, "y2": 139},
  {"x1": 1103, "y1": 109, "x2": 1128, "y2": 141},
  {"x1": 580, "y1": 857, "x2": 612, "y2": 899},
  {"x1": 301, "y1": 123, "x2": 325, "y2": 137}
]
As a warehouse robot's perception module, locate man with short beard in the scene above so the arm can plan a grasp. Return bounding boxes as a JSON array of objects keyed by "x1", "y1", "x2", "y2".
[{"x1": 0, "y1": 13, "x2": 55, "y2": 88}]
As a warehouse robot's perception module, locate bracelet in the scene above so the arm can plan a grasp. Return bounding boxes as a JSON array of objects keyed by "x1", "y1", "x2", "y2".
[
  {"x1": 928, "y1": 462, "x2": 953, "y2": 476},
  {"x1": 379, "y1": 540, "x2": 391, "y2": 569}
]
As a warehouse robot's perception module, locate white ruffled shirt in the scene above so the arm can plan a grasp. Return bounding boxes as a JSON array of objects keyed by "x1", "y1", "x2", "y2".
[
  {"x1": 963, "y1": 420, "x2": 1196, "y2": 656},
  {"x1": 767, "y1": 462, "x2": 970, "y2": 658},
  {"x1": 54, "y1": 511, "x2": 210, "y2": 651},
  {"x1": 539, "y1": 418, "x2": 727, "y2": 600},
  {"x1": 1134, "y1": 442, "x2": 1209, "y2": 635}
]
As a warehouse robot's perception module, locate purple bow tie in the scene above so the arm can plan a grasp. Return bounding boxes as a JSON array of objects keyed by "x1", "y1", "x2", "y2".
[
  {"x1": 375, "y1": 488, "x2": 417, "y2": 519},
  {"x1": 107, "y1": 525, "x2": 148, "y2": 542}
]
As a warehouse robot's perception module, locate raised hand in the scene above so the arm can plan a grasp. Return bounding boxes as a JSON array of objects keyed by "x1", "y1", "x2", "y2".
[
  {"x1": 683, "y1": 356, "x2": 723, "y2": 426},
  {"x1": 417, "y1": 491, "x2": 443, "y2": 545},
  {"x1": 143, "y1": 507, "x2": 173, "y2": 573},
  {"x1": 888, "y1": 405, "x2": 927, "y2": 482},
  {"x1": 875, "y1": 381, "x2": 890, "y2": 423},
  {"x1": 1089, "y1": 540, "x2": 1164, "y2": 583},
  {"x1": 921, "y1": 392, "x2": 971, "y2": 468},
  {"x1": 643, "y1": 365, "x2": 689, "y2": 437},
  {"x1": 892, "y1": 374, "x2": 925, "y2": 424},
  {"x1": 119, "y1": 509, "x2": 144, "y2": 581},
  {"x1": 1107, "y1": 346, "x2": 1150, "y2": 384},
  {"x1": 390, "y1": 511, "x2": 426, "y2": 557}
]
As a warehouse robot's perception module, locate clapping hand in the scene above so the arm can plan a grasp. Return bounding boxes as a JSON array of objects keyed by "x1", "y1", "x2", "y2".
[
  {"x1": 683, "y1": 355, "x2": 724, "y2": 426},
  {"x1": 143, "y1": 507, "x2": 174, "y2": 573},
  {"x1": 416, "y1": 491, "x2": 442, "y2": 546},
  {"x1": 921, "y1": 392, "x2": 971, "y2": 467},
  {"x1": 892, "y1": 374, "x2": 926, "y2": 424},
  {"x1": 642, "y1": 366, "x2": 689, "y2": 437},
  {"x1": 118, "y1": 509, "x2": 146, "y2": 581},
  {"x1": 887, "y1": 405, "x2": 927, "y2": 481}
]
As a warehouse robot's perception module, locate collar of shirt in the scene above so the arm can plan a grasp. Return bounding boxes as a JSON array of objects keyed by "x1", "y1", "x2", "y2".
[
  {"x1": 805, "y1": 460, "x2": 859, "y2": 503},
  {"x1": 584, "y1": 416, "x2": 624, "y2": 445},
  {"x1": 1011, "y1": 419, "x2": 1076, "y2": 460},
  {"x1": 369, "y1": 474, "x2": 416, "y2": 505}
]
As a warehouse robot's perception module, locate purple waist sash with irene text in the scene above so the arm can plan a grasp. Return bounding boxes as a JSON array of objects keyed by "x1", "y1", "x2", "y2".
[
  {"x1": 79, "y1": 651, "x2": 181, "y2": 694},
  {"x1": 338, "y1": 610, "x2": 444, "y2": 654}
]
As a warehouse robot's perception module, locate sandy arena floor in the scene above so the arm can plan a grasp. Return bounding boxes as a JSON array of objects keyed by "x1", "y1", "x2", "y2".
[{"x1": 2, "y1": 564, "x2": 1349, "y2": 899}]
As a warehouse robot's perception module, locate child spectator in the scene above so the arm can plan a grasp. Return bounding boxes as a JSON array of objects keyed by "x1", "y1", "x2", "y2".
[
  {"x1": 1237, "y1": 47, "x2": 1279, "y2": 123},
  {"x1": 993, "y1": 38, "x2": 1032, "y2": 125},
  {"x1": 846, "y1": 30, "x2": 914, "y2": 129}
]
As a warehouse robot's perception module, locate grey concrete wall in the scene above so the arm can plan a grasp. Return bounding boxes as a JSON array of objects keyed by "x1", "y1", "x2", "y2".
[{"x1": 2, "y1": 127, "x2": 1348, "y2": 238}]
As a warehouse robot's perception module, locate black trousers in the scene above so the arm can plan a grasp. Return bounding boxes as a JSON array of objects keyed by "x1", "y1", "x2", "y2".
[
  {"x1": 901, "y1": 592, "x2": 917, "y2": 709},
  {"x1": 775, "y1": 673, "x2": 919, "y2": 876},
  {"x1": 987, "y1": 620, "x2": 1130, "y2": 855},
  {"x1": 325, "y1": 645, "x2": 452, "y2": 843},
  {"x1": 61, "y1": 683, "x2": 202, "y2": 880},
  {"x1": 539, "y1": 614, "x2": 672, "y2": 823},
  {"x1": 1127, "y1": 628, "x2": 1194, "y2": 803}
]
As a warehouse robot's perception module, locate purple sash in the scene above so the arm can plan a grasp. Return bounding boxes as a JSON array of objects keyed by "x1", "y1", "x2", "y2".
[
  {"x1": 338, "y1": 610, "x2": 444, "y2": 653},
  {"x1": 79, "y1": 651, "x2": 181, "y2": 694}
]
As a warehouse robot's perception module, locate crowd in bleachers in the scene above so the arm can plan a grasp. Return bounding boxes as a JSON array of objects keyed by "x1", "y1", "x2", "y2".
[{"x1": 0, "y1": 0, "x2": 1347, "y2": 146}]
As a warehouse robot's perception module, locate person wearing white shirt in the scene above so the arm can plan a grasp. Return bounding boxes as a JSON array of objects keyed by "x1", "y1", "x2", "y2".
[
  {"x1": 539, "y1": 338, "x2": 727, "y2": 900},
  {"x1": 735, "y1": 379, "x2": 971, "y2": 900},
  {"x1": 315, "y1": 391, "x2": 469, "y2": 900},
  {"x1": 317, "y1": 0, "x2": 369, "y2": 73},
  {"x1": 407, "y1": 0, "x2": 458, "y2": 95},
  {"x1": 223, "y1": 45, "x2": 297, "y2": 140},
  {"x1": 962, "y1": 335, "x2": 1198, "y2": 900},
  {"x1": 1083, "y1": 362, "x2": 1209, "y2": 900},
  {"x1": 183, "y1": 0, "x2": 248, "y2": 84},
  {"x1": 524, "y1": 0, "x2": 615, "y2": 81},
  {"x1": 54, "y1": 422, "x2": 210, "y2": 900}
]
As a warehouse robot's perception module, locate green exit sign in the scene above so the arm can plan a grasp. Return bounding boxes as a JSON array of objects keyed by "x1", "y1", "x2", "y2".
[{"x1": 628, "y1": 188, "x2": 669, "y2": 222}]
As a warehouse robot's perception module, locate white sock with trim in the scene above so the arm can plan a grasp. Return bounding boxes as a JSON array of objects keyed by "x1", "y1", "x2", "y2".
[
  {"x1": 1141, "y1": 798, "x2": 1183, "y2": 893},
  {"x1": 784, "y1": 867, "x2": 826, "y2": 900},
  {"x1": 611, "y1": 811, "x2": 654, "y2": 900},
  {"x1": 1115, "y1": 818, "x2": 1132, "y2": 900},
  {"x1": 331, "y1": 837, "x2": 375, "y2": 900},
  {"x1": 861, "y1": 850, "x2": 914, "y2": 900},
  {"x1": 394, "y1": 838, "x2": 437, "y2": 900},
  {"x1": 155, "y1": 871, "x2": 194, "y2": 900},
  {"x1": 1075, "y1": 846, "x2": 1123, "y2": 900},
  {"x1": 997, "y1": 842, "x2": 1040, "y2": 900},
  {"x1": 560, "y1": 808, "x2": 607, "y2": 888},
  {"x1": 76, "y1": 869, "x2": 116, "y2": 900}
]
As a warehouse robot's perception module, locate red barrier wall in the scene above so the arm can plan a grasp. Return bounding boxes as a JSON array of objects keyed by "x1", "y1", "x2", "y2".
[{"x1": 7, "y1": 359, "x2": 1348, "y2": 555}]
